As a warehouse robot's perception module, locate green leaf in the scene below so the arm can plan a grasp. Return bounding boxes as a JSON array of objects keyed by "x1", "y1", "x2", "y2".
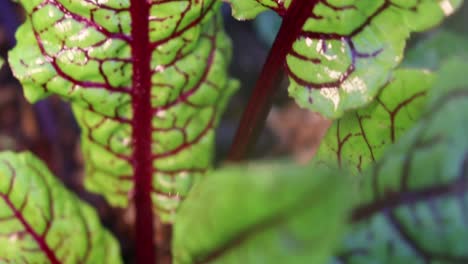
[
  {"x1": 314, "y1": 69, "x2": 434, "y2": 174},
  {"x1": 173, "y1": 161, "x2": 351, "y2": 264},
  {"x1": 403, "y1": 29, "x2": 468, "y2": 69},
  {"x1": 335, "y1": 58, "x2": 468, "y2": 263},
  {"x1": 0, "y1": 151, "x2": 122, "y2": 263},
  {"x1": 228, "y1": 0, "x2": 462, "y2": 118},
  {"x1": 227, "y1": 0, "x2": 292, "y2": 20},
  {"x1": 9, "y1": 0, "x2": 238, "y2": 222}
]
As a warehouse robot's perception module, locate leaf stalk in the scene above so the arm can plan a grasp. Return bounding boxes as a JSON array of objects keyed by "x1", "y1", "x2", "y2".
[{"x1": 227, "y1": 0, "x2": 320, "y2": 161}]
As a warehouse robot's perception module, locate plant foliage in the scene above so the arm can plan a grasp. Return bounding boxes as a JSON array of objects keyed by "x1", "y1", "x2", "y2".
[
  {"x1": 314, "y1": 69, "x2": 434, "y2": 174},
  {"x1": 2, "y1": 0, "x2": 467, "y2": 263},
  {"x1": 174, "y1": 162, "x2": 350, "y2": 263},
  {"x1": 337, "y1": 58, "x2": 468, "y2": 263},
  {"x1": 8, "y1": 0, "x2": 238, "y2": 223},
  {"x1": 0, "y1": 152, "x2": 122, "y2": 263},
  {"x1": 228, "y1": 0, "x2": 462, "y2": 118}
]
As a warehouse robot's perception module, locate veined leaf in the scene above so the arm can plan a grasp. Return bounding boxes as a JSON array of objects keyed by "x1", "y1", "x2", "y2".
[
  {"x1": 9, "y1": 0, "x2": 238, "y2": 222},
  {"x1": 227, "y1": 0, "x2": 292, "y2": 19},
  {"x1": 173, "y1": 161, "x2": 351, "y2": 264},
  {"x1": 227, "y1": 0, "x2": 462, "y2": 118},
  {"x1": 314, "y1": 69, "x2": 434, "y2": 174},
  {"x1": 335, "y1": 58, "x2": 468, "y2": 263},
  {"x1": 0, "y1": 152, "x2": 122, "y2": 263}
]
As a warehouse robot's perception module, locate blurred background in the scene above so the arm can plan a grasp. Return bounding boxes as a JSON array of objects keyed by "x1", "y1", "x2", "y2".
[{"x1": 0, "y1": 1, "x2": 467, "y2": 262}]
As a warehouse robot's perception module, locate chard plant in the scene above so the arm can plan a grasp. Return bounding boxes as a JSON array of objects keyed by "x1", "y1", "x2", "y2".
[{"x1": 1, "y1": 0, "x2": 467, "y2": 263}]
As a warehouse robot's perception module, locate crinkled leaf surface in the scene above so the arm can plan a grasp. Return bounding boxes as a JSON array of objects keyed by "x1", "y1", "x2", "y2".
[
  {"x1": 0, "y1": 152, "x2": 121, "y2": 263},
  {"x1": 9, "y1": 0, "x2": 237, "y2": 222},
  {"x1": 227, "y1": 0, "x2": 462, "y2": 118},
  {"x1": 334, "y1": 58, "x2": 468, "y2": 263},
  {"x1": 173, "y1": 161, "x2": 350, "y2": 264},
  {"x1": 314, "y1": 69, "x2": 433, "y2": 174}
]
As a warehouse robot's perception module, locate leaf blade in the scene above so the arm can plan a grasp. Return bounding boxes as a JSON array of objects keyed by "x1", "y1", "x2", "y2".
[
  {"x1": 228, "y1": 0, "x2": 462, "y2": 118},
  {"x1": 0, "y1": 152, "x2": 122, "y2": 263},
  {"x1": 174, "y1": 161, "x2": 351, "y2": 264},
  {"x1": 9, "y1": 0, "x2": 238, "y2": 223},
  {"x1": 336, "y1": 58, "x2": 468, "y2": 263},
  {"x1": 314, "y1": 69, "x2": 434, "y2": 174}
]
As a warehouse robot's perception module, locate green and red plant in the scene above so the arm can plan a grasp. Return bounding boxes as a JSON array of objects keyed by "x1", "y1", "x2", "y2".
[{"x1": 1, "y1": 0, "x2": 467, "y2": 263}]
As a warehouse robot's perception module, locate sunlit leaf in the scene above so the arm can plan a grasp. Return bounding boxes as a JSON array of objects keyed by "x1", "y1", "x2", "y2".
[
  {"x1": 334, "y1": 58, "x2": 468, "y2": 263},
  {"x1": 9, "y1": 0, "x2": 238, "y2": 222},
  {"x1": 0, "y1": 152, "x2": 122, "y2": 263},
  {"x1": 227, "y1": 0, "x2": 291, "y2": 19},
  {"x1": 227, "y1": 0, "x2": 462, "y2": 118},
  {"x1": 314, "y1": 69, "x2": 434, "y2": 174},
  {"x1": 174, "y1": 161, "x2": 350, "y2": 264}
]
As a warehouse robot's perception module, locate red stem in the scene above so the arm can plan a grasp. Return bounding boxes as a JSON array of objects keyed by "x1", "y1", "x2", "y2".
[
  {"x1": 227, "y1": 0, "x2": 320, "y2": 161},
  {"x1": 130, "y1": 0, "x2": 156, "y2": 262}
]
